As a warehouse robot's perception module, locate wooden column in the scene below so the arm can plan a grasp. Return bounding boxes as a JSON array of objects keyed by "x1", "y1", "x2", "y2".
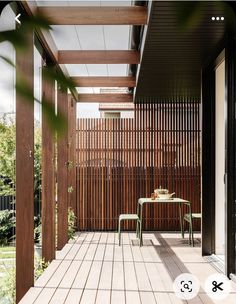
[
  {"x1": 41, "y1": 66, "x2": 56, "y2": 262},
  {"x1": 16, "y1": 32, "x2": 34, "y2": 303},
  {"x1": 67, "y1": 96, "x2": 77, "y2": 215},
  {"x1": 57, "y1": 87, "x2": 69, "y2": 250}
]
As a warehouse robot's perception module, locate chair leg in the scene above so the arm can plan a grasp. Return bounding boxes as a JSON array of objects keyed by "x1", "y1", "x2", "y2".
[
  {"x1": 136, "y1": 220, "x2": 139, "y2": 238},
  {"x1": 118, "y1": 219, "x2": 121, "y2": 246},
  {"x1": 188, "y1": 222, "x2": 191, "y2": 245},
  {"x1": 139, "y1": 220, "x2": 143, "y2": 247},
  {"x1": 189, "y1": 217, "x2": 194, "y2": 247}
]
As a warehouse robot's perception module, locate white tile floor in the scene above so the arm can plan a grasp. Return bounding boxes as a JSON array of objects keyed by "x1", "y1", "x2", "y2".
[{"x1": 19, "y1": 232, "x2": 236, "y2": 304}]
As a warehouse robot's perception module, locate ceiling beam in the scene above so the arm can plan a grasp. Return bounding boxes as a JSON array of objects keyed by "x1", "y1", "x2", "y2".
[
  {"x1": 71, "y1": 76, "x2": 136, "y2": 87},
  {"x1": 37, "y1": 6, "x2": 148, "y2": 25},
  {"x1": 58, "y1": 51, "x2": 140, "y2": 64},
  {"x1": 77, "y1": 94, "x2": 133, "y2": 103}
]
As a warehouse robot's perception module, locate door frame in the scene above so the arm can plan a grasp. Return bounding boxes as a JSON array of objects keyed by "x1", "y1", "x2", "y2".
[{"x1": 201, "y1": 36, "x2": 236, "y2": 277}]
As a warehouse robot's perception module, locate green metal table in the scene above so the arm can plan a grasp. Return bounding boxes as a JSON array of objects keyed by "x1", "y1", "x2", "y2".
[{"x1": 136, "y1": 197, "x2": 192, "y2": 246}]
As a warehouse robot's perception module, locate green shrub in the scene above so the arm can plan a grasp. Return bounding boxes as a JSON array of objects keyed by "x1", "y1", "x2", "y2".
[
  {"x1": 68, "y1": 207, "x2": 76, "y2": 240},
  {"x1": 34, "y1": 215, "x2": 41, "y2": 244},
  {"x1": 0, "y1": 210, "x2": 15, "y2": 246},
  {"x1": 0, "y1": 257, "x2": 49, "y2": 304},
  {"x1": 0, "y1": 264, "x2": 15, "y2": 304},
  {"x1": 34, "y1": 257, "x2": 49, "y2": 280}
]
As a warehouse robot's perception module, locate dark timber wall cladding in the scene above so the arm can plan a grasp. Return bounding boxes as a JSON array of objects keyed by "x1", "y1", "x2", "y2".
[{"x1": 77, "y1": 101, "x2": 201, "y2": 231}]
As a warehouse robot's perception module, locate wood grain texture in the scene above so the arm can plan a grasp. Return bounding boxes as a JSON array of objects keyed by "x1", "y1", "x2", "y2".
[
  {"x1": 57, "y1": 88, "x2": 69, "y2": 250},
  {"x1": 42, "y1": 66, "x2": 56, "y2": 262},
  {"x1": 16, "y1": 31, "x2": 34, "y2": 303},
  {"x1": 78, "y1": 94, "x2": 133, "y2": 103},
  {"x1": 76, "y1": 101, "x2": 201, "y2": 231},
  {"x1": 37, "y1": 6, "x2": 148, "y2": 25},
  {"x1": 71, "y1": 76, "x2": 136, "y2": 88},
  {"x1": 67, "y1": 96, "x2": 77, "y2": 214},
  {"x1": 58, "y1": 51, "x2": 140, "y2": 64}
]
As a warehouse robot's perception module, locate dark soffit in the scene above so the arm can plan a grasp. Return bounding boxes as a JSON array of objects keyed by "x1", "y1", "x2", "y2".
[{"x1": 135, "y1": 1, "x2": 227, "y2": 103}]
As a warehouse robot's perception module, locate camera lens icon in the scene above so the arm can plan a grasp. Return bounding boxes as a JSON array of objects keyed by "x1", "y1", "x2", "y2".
[{"x1": 173, "y1": 273, "x2": 200, "y2": 300}]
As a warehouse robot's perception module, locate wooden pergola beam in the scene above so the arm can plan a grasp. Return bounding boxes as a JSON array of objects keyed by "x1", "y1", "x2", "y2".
[
  {"x1": 78, "y1": 94, "x2": 133, "y2": 103},
  {"x1": 16, "y1": 31, "x2": 34, "y2": 303},
  {"x1": 57, "y1": 88, "x2": 69, "y2": 250},
  {"x1": 67, "y1": 96, "x2": 77, "y2": 216},
  {"x1": 58, "y1": 50, "x2": 140, "y2": 64},
  {"x1": 41, "y1": 66, "x2": 56, "y2": 263},
  {"x1": 71, "y1": 76, "x2": 136, "y2": 87},
  {"x1": 37, "y1": 6, "x2": 148, "y2": 25}
]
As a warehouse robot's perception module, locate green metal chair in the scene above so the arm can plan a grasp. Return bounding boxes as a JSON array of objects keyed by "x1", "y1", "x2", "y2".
[
  {"x1": 183, "y1": 213, "x2": 201, "y2": 246},
  {"x1": 118, "y1": 214, "x2": 140, "y2": 246}
]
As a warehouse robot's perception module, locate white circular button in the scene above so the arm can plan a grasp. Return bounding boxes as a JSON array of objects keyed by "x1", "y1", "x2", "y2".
[
  {"x1": 173, "y1": 273, "x2": 200, "y2": 300},
  {"x1": 204, "y1": 273, "x2": 232, "y2": 300},
  {"x1": 211, "y1": 17, "x2": 215, "y2": 21}
]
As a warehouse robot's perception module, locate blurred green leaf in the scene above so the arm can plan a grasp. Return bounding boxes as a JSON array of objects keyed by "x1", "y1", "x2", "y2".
[
  {"x1": 42, "y1": 97, "x2": 67, "y2": 137},
  {"x1": 0, "y1": 29, "x2": 27, "y2": 49},
  {"x1": 43, "y1": 67, "x2": 77, "y2": 96},
  {"x1": 15, "y1": 76, "x2": 34, "y2": 103},
  {"x1": 16, "y1": 77, "x2": 67, "y2": 136},
  {"x1": 22, "y1": 13, "x2": 52, "y2": 31},
  {"x1": 0, "y1": 55, "x2": 15, "y2": 67},
  {"x1": 174, "y1": 2, "x2": 204, "y2": 31},
  {"x1": 0, "y1": 11, "x2": 74, "y2": 133}
]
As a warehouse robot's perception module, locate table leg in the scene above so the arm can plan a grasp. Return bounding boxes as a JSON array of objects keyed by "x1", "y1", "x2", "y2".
[
  {"x1": 179, "y1": 203, "x2": 184, "y2": 238},
  {"x1": 188, "y1": 204, "x2": 194, "y2": 246}
]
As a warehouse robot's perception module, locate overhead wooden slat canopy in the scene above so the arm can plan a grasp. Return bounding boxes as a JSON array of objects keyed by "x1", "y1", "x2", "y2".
[
  {"x1": 71, "y1": 76, "x2": 136, "y2": 87},
  {"x1": 58, "y1": 50, "x2": 140, "y2": 64},
  {"x1": 78, "y1": 94, "x2": 133, "y2": 103},
  {"x1": 37, "y1": 6, "x2": 148, "y2": 25}
]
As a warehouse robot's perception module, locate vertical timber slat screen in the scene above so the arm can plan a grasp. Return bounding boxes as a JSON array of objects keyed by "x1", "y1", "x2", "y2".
[{"x1": 77, "y1": 102, "x2": 201, "y2": 231}]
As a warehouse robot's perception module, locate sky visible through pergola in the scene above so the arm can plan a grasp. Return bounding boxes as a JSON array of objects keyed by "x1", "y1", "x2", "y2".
[{"x1": 0, "y1": 0, "x2": 135, "y2": 119}]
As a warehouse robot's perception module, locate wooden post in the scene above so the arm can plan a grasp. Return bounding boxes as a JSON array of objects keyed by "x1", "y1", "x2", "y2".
[
  {"x1": 67, "y1": 96, "x2": 77, "y2": 215},
  {"x1": 41, "y1": 65, "x2": 56, "y2": 262},
  {"x1": 16, "y1": 31, "x2": 34, "y2": 303},
  {"x1": 57, "y1": 87, "x2": 69, "y2": 250}
]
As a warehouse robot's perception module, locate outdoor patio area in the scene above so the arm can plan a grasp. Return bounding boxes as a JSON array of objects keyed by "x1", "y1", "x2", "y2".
[{"x1": 19, "y1": 232, "x2": 236, "y2": 304}]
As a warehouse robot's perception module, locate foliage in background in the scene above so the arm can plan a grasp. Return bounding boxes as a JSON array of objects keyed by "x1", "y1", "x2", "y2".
[
  {"x1": 0, "y1": 119, "x2": 41, "y2": 199},
  {"x1": 0, "y1": 119, "x2": 15, "y2": 196},
  {"x1": 0, "y1": 119, "x2": 42, "y2": 245},
  {"x1": 0, "y1": 210, "x2": 15, "y2": 246},
  {"x1": 34, "y1": 257, "x2": 49, "y2": 280},
  {"x1": 0, "y1": 264, "x2": 15, "y2": 304},
  {"x1": 0, "y1": 257, "x2": 49, "y2": 304},
  {"x1": 34, "y1": 124, "x2": 42, "y2": 215},
  {"x1": 68, "y1": 207, "x2": 76, "y2": 240},
  {"x1": 34, "y1": 215, "x2": 42, "y2": 244}
]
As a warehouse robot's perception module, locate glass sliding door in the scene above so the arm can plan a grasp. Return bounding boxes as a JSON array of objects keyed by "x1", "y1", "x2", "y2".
[{"x1": 215, "y1": 57, "x2": 226, "y2": 267}]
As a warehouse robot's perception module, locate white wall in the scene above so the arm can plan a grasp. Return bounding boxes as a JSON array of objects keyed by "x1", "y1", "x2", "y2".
[
  {"x1": 215, "y1": 59, "x2": 225, "y2": 256},
  {"x1": 0, "y1": 5, "x2": 15, "y2": 115}
]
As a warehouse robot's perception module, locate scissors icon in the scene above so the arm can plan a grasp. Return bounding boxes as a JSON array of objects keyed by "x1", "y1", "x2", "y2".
[{"x1": 212, "y1": 281, "x2": 224, "y2": 292}]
